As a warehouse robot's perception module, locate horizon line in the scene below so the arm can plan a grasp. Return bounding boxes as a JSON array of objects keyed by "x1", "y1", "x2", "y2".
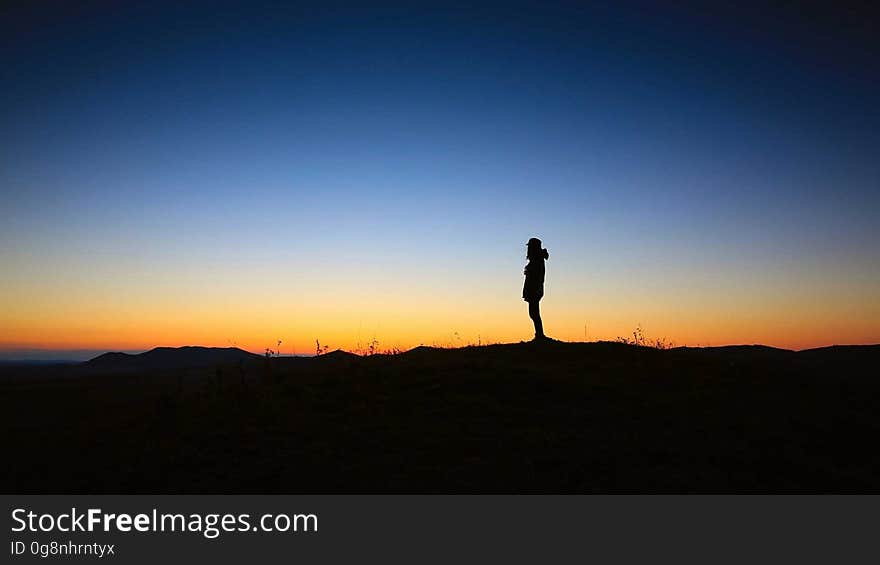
[{"x1": 2, "y1": 340, "x2": 879, "y2": 362}]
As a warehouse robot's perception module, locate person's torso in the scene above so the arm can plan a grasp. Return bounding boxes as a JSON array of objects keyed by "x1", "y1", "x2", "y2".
[{"x1": 524, "y1": 259, "x2": 545, "y2": 282}]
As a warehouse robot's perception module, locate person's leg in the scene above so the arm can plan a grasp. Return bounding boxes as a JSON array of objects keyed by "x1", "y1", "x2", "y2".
[{"x1": 528, "y1": 300, "x2": 544, "y2": 339}]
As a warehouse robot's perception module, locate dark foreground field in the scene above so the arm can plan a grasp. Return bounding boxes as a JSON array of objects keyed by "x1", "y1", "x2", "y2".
[{"x1": 2, "y1": 341, "x2": 878, "y2": 493}]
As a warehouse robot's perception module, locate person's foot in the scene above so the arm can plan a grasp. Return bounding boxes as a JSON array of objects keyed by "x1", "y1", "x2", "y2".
[{"x1": 532, "y1": 334, "x2": 558, "y2": 342}]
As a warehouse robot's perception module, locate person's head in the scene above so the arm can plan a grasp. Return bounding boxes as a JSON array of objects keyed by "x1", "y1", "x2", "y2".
[{"x1": 526, "y1": 237, "x2": 549, "y2": 260}]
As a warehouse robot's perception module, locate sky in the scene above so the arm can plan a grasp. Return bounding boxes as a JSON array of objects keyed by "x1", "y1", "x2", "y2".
[{"x1": 2, "y1": 2, "x2": 878, "y2": 358}]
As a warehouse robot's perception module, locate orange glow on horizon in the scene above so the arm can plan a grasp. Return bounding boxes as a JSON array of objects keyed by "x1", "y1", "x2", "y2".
[
  {"x1": 3, "y1": 248, "x2": 878, "y2": 355},
  {"x1": 3, "y1": 307, "x2": 878, "y2": 354}
]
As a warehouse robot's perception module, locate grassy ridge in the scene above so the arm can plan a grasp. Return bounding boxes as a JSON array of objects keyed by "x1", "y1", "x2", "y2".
[{"x1": 2, "y1": 341, "x2": 878, "y2": 492}]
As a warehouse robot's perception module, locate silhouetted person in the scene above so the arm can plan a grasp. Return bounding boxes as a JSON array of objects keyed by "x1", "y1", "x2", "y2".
[{"x1": 523, "y1": 237, "x2": 549, "y2": 340}]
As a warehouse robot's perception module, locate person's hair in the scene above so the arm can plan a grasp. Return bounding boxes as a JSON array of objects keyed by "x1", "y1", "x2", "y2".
[{"x1": 527, "y1": 238, "x2": 549, "y2": 260}]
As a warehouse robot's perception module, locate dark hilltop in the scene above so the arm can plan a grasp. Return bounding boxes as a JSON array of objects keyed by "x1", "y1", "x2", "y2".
[{"x1": 2, "y1": 341, "x2": 878, "y2": 493}]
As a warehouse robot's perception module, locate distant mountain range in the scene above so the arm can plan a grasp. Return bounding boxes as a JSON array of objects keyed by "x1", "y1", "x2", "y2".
[
  {"x1": 7, "y1": 342, "x2": 856, "y2": 375},
  {"x1": 86, "y1": 346, "x2": 262, "y2": 371}
]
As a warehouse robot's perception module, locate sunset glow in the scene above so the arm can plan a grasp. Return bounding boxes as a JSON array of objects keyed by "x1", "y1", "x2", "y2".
[{"x1": 2, "y1": 4, "x2": 878, "y2": 359}]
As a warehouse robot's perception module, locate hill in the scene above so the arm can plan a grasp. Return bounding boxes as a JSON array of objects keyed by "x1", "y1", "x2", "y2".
[
  {"x1": 86, "y1": 346, "x2": 261, "y2": 371},
  {"x1": 1, "y1": 341, "x2": 879, "y2": 493}
]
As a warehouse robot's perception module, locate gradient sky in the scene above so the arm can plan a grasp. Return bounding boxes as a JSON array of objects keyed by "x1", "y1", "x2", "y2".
[{"x1": 2, "y1": 2, "x2": 878, "y2": 358}]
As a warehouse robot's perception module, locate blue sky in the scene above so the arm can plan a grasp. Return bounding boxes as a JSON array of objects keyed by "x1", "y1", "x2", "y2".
[{"x1": 2, "y1": 2, "x2": 878, "y2": 357}]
